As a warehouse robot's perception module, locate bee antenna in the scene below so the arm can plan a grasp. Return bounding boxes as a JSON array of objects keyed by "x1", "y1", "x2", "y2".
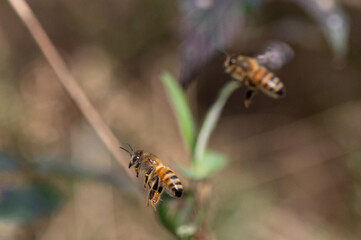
[
  {"x1": 127, "y1": 144, "x2": 134, "y2": 152},
  {"x1": 120, "y1": 146, "x2": 132, "y2": 157},
  {"x1": 216, "y1": 49, "x2": 227, "y2": 56},
  {"x1": 216, "y1": 47, "x2": 229, "y2": 57}
]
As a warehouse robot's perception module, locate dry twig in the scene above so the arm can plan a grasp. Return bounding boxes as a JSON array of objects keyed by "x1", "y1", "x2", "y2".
[{"x1": 7, "y1": 0, "x2": 137, "y2": 182}]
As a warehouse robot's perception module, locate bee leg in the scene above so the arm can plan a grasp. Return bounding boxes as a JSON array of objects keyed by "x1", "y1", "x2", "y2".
[
  {"x1": 158, "y1": 186, "x2": 163, "y2": 195},
  {"x1": 244, "y1": 88, "x2": 257, "y2": 108},
  {"x1": 144, "y1": 167, "x2": 154, "y2": 189},
  {"x1": 147, "y1": 176, "x2": 159, "y2": 208},
  {"x1": 148, "y1": 174, "x2": 158, "y2": 188},
  {"x1": 134, "y1": 161, "x2": 141, "y2": 177},
  {"x1": 147, "y1": 189, "x2": 155, "y2": 207},
  {"x1": 128, "y1": 156, "x2": 138, "y2": 168},
  {"x1": 152, "y1": 176, "x2": 160, "y2": 191},
  {"x1": 150, "y1": 186, "x2": 163, "y2": 211}
]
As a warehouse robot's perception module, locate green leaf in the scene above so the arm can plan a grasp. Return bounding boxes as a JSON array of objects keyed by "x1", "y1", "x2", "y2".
[
  {"x1": 176, "y1": 151, "x2": 228, "y2": 180},
  {"x1": 175, "y1": 162, "x2": 201, "y2": 180},
  {"x1": 194, "y1": 81, "x2": 241, "y2": 163},
  {"x1": 157, "y1": 194, "x2": 180, "y2": 235},
  {"x1": 161, "y1": 72, "x2": 196, "y2": 151},
  {"x1": 157, "y1": 193, "x2": 197, "y2": 239},
  {"x1": 193, "y1": 151, "x2": 228, "y2": 179}
]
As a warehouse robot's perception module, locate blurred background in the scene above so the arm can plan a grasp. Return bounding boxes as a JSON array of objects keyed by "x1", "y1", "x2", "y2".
[{"x1": 0, "y1": 0, "x2": 361, "y2": 239}]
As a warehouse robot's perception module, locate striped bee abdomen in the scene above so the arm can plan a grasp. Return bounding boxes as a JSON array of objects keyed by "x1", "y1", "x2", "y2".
[
  {"x1": 251, "y1": 68, "x2": 285, "y2": 98},
  {"x1": 157, "y1": 167, "x2": 183, "y2": 198}
]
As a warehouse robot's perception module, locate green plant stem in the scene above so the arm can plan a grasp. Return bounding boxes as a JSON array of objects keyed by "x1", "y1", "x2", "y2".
[{"x1": 193, "y1": 81, "x2": 241, "y2": 163}]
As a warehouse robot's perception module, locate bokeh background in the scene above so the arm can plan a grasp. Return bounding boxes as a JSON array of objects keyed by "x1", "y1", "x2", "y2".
[{"x1": 0, "y1": 0, "x2": 361, "y2": 239}]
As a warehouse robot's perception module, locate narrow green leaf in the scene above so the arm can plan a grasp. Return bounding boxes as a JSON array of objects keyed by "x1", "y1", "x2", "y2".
[
  {"x1": 194, "y1": 81, "x2": 241, "y2": 163},
  {"x1": 161, "y1": 72, "x2": 196, "y2": 151}
]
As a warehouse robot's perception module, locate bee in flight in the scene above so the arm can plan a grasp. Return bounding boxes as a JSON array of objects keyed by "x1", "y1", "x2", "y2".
[
  {"x1": 120, "y1": 145, "x2": 183, "y2": 210},
  {"x1": 223, "y1": 41, "x2": 294, "y2": 108},
  {"x1": 224, "y1": 54, "x2": 285, "y2": 108}
]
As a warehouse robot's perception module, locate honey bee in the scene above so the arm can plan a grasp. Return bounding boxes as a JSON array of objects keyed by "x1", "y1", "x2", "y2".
[
  {"x1": 224, "y1": 55, "x2": 286, "y2": 108},
  {"x1": 120, "y1": 145, "x2": 183, "y2": 210}
]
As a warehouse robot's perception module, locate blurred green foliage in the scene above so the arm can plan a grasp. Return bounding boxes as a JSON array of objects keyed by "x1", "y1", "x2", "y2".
[
  {"x1": 0, "y1": 183, "x2": 64, "y2": 223},
  {"x1": 157, "y1": 193, "x2": 199, "y2": 240}
]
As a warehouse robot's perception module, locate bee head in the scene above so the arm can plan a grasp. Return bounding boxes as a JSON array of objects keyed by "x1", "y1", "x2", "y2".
[
  {"x1": 224, "y1": 55, "x2": 238, "y2": 74},
  {"x1": 129, "y1": 150, "x2": 143, "y2": 168},
  {"x1": 120, "y1": 144, "x2": 143, "y2": 168}
]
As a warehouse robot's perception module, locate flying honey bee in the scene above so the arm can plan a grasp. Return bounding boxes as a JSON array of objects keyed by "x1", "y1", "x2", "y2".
[
  {"x1": 120, "y1": 145, "x2": 183, "y2": 210},
  {"x1": 223, "y1": 42, "x2": 293, "y2": 107}
]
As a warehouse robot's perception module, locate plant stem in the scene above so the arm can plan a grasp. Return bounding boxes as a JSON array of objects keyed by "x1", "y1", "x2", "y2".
[{"x1": 193, "y1": 81, "x2": 241, "y2": 163}]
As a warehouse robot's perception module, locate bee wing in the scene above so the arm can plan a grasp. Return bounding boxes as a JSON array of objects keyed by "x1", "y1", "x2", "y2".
[{"x1": 255, "y1": 41, "x2": 294, "y2": 70}]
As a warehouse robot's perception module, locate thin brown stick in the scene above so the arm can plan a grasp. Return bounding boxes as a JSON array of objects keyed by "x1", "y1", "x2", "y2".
[{"x1": 7, "y1": 0, "x2": 137, "y2": 182}]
